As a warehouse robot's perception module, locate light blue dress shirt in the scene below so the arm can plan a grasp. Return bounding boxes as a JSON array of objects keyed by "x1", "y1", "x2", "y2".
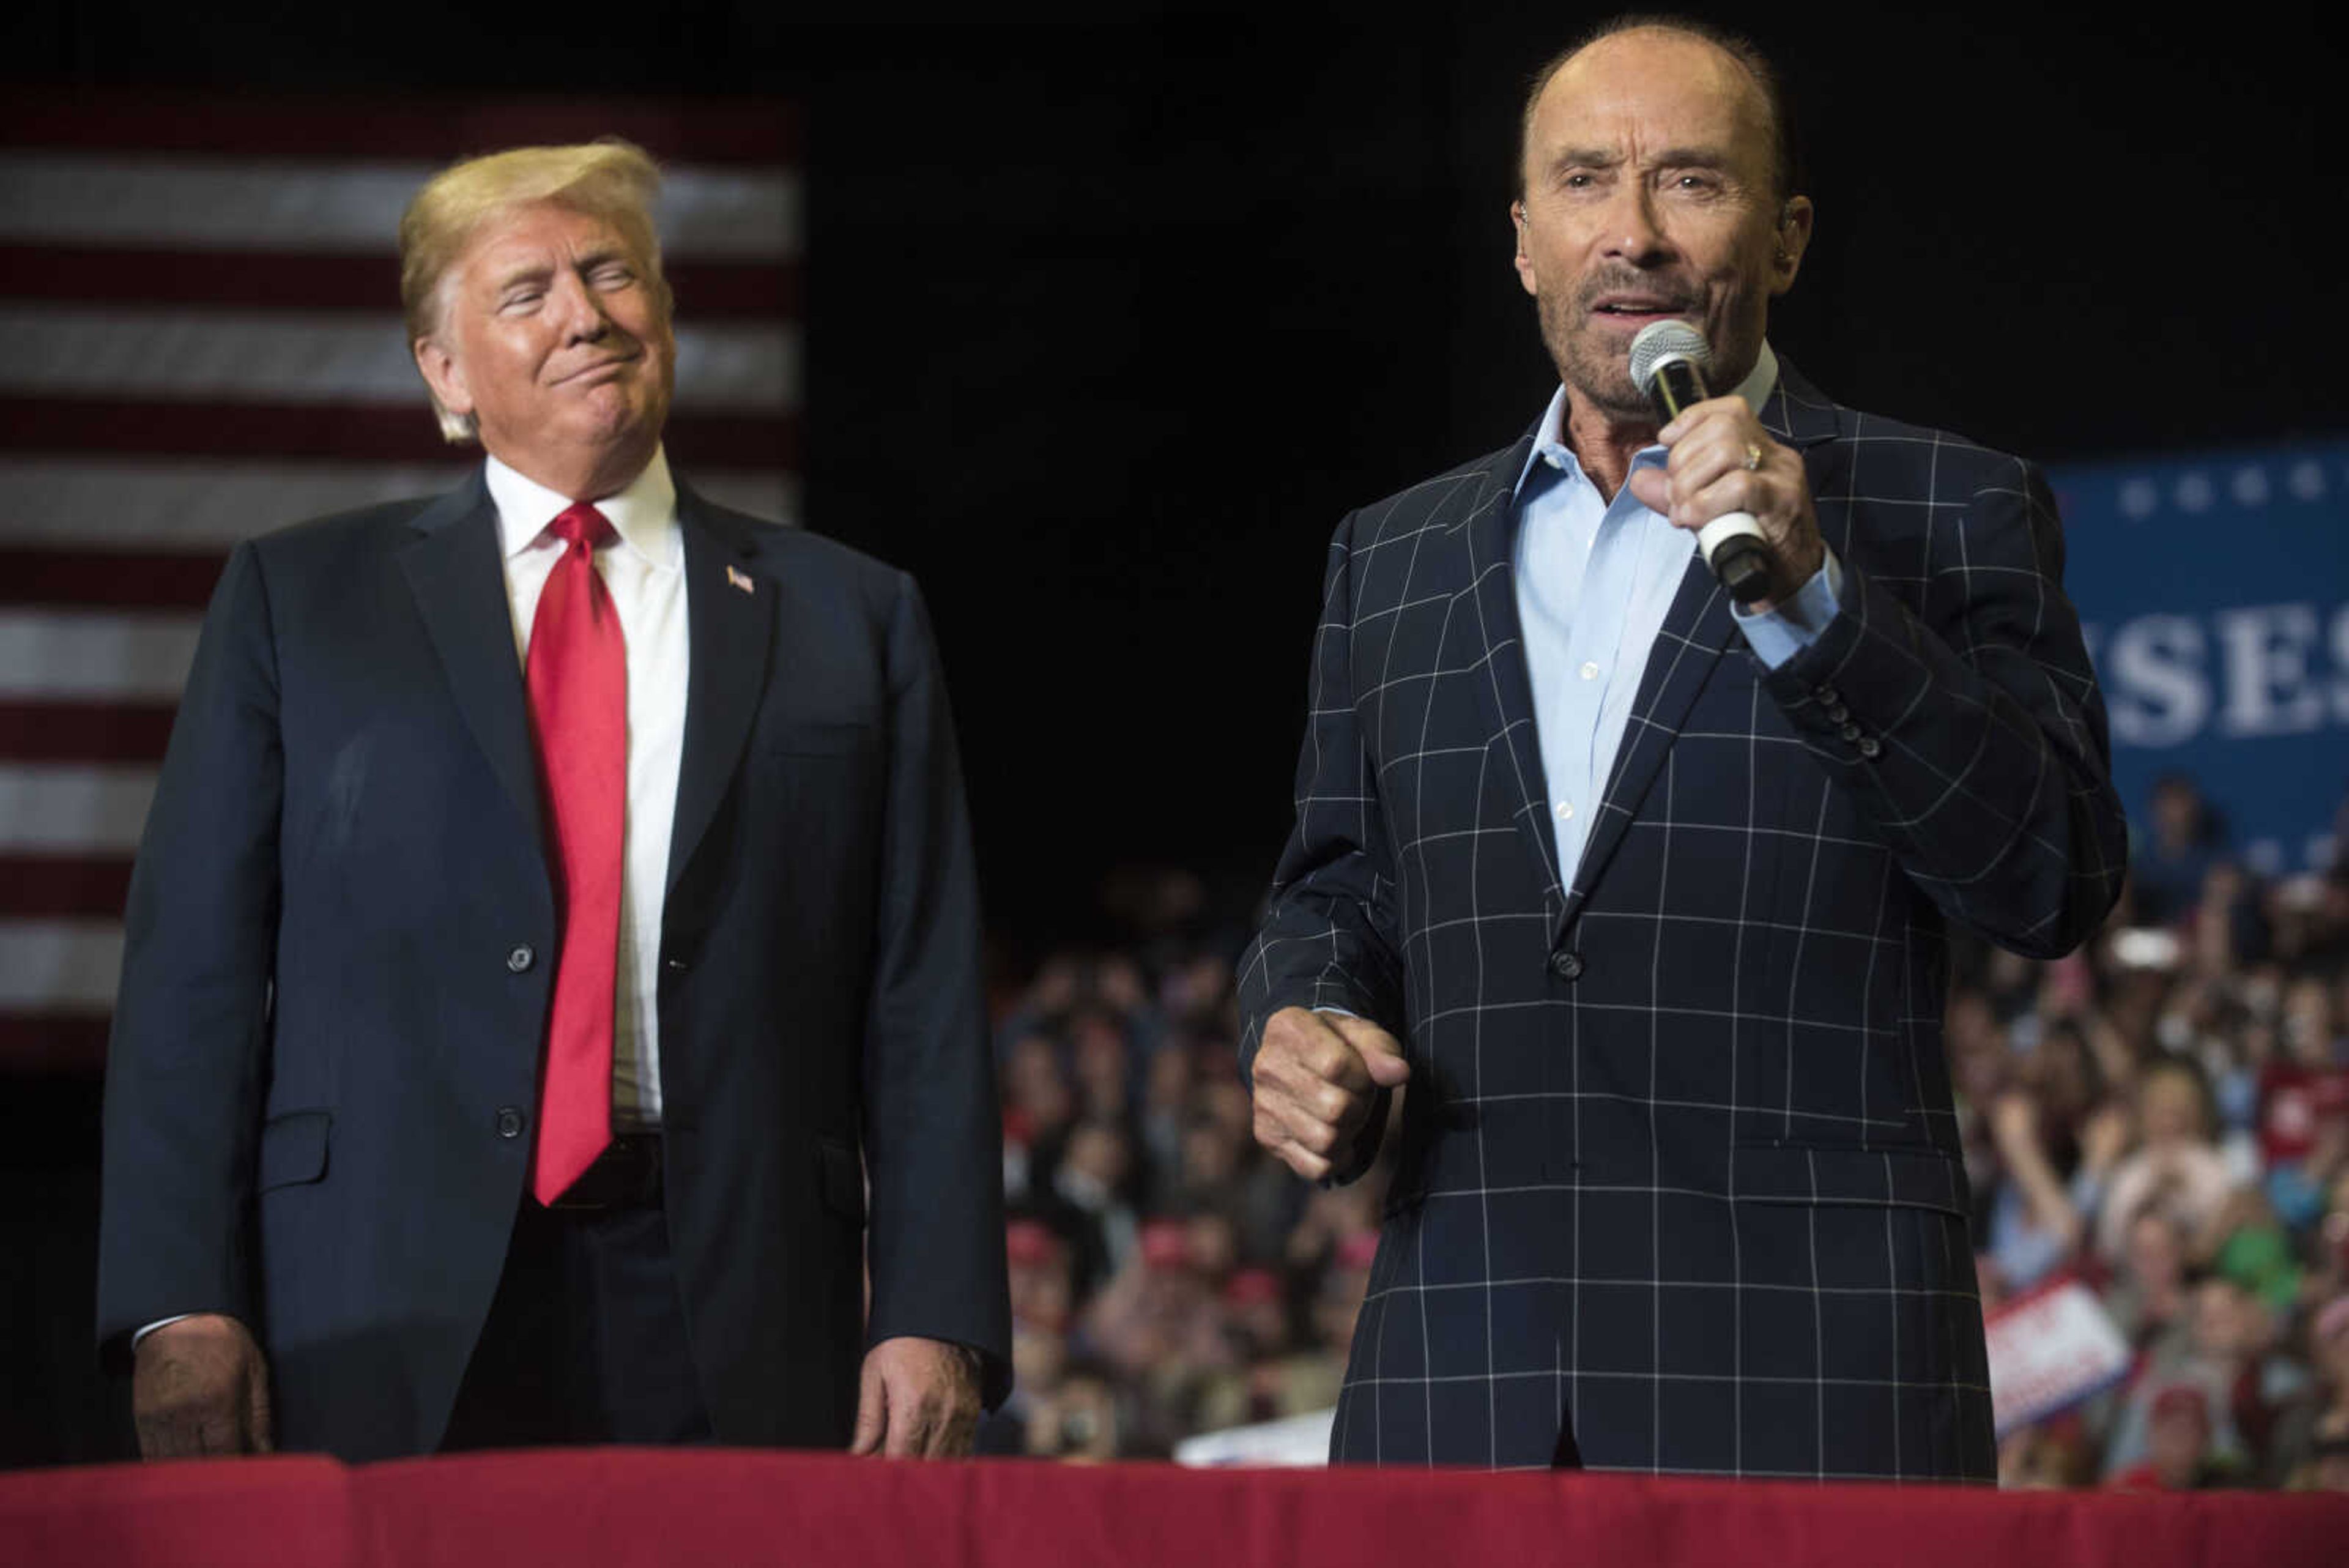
[{"x1": 1512, "y1": 340, "x2": 1844, "y2": 891}]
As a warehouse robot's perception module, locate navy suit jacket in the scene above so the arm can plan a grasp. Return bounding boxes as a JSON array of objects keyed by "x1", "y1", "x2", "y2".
[
  {"x1": 1239, "y1": 363, "x2": 2126, "y2": 1477},
  {"x1": 97, "y1": 470, "x2": 1009, "y2": 1460}
]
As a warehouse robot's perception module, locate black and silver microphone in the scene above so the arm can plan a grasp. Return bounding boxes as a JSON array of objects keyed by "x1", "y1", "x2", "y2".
[{"x1": 1627, "y1": 321, "x2": 1772, "y2": 604}]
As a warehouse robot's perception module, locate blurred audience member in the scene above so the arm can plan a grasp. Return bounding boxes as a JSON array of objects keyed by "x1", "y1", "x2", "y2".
[
  {"x1": 2132, "y1": 775, "x2": 2222, "y2": 927},
  {"x1": 2272, "y1": 1295, "x2": 2349, "y2": 1487},
  {"x1": 1044, "y1": 1120, "x2": 1140, "y2": 1296},
  {"x1": 2098, "y1": 1058, "x2": 2238, "y2": 1263},
  {"x1": 2107, "y1": 1383, "x2": 2236, "y2": 1491}
]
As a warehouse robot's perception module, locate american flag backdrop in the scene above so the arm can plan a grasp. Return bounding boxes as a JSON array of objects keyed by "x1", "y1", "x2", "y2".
[{"x1": 0, "y1": 93, "x2": 801, "y2": 1074}]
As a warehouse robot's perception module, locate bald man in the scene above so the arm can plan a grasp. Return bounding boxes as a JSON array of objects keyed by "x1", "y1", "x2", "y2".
[{"x1": 1239, "y1": 17, "x2": 2123, "y2": 1476}]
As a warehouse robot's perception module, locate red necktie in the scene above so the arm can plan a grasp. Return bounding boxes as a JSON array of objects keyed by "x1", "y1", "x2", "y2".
[{"x1": 525, "y1": 502, "x2": 627, "y2": 1205}]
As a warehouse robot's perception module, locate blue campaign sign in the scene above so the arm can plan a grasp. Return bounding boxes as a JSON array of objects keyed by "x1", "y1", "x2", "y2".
[{"x1": 2054, "y1": 440, "x2": 2349, "y2": 876}]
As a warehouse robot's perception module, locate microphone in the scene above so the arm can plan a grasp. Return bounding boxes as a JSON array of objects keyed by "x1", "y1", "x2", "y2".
[{"x1": 1627, "y1": 321, "x2": 1772, "y2": 604}]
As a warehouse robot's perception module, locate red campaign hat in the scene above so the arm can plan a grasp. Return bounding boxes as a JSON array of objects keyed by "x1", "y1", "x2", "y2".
[
  {"x1": 1223, "y1": 1268, "x2": 1282, "y2": 1307},
  {"x1": 1336, "y1": 1230, "x2": 1381, "y2": 1271},
  {"x1": 1005, "y1": 1219, "x2": 1061, "y2": 1266},
  {"x1": 1140, "y1": 1219, "x2": 1194, "y2": 1271},
  {"x1": 2150, "y1": 1384, "x2": 2211, "y2": 1425},
  {"x1": 2312, "y1": 1072, "x2": 2349, "y2": 1118}
]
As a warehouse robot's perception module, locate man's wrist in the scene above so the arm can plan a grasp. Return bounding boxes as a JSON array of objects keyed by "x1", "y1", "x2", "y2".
[
  {"x1": 131, "y1": 1313, "x2": 198, "y2": 1350},
  {"x1": 1734, "y1": 546, "x2": 1844, "y2": 667}
]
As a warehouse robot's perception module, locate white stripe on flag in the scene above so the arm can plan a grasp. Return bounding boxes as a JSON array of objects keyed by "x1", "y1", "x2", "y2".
[
  {"x1": 0, "y1": 612, "x2": 202, "y2": 700},
  {"x1": 0, "y1": 459, "x2": 798, "y2": 545},
  {"x1": 0, "y1": 308, "x2": 798, "y2": 411},
  {"x1": 0, "y1": 765, "x2": 156, "y2": 852},
  {"x1": 0, "y1": 155, "x2": 800, "y2": 258},
  {"x1": 0, "y1": 921, "x2": 125, "y2": 1009},
  {"x1": 0, "y1": 458, "x2": 470, "y2": 546}
]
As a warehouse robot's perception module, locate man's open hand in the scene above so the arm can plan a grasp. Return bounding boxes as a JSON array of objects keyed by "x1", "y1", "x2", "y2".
[{"x1": 849, "y1": 1336, "x2": 982, "y2": 1458}]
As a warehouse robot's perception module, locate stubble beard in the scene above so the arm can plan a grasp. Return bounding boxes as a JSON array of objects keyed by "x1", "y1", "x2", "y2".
[
  {"x1": 1539, "y1": 284, "x2": 1773, "y2": 426},
  {"x1": 1540, "y1": 288, "x2": 1651, "y2": 423}
]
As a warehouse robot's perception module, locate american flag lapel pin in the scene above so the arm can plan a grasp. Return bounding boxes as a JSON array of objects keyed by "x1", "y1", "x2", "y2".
[{"x1": 725, "y1": 565, "x2": 755, "y2": 595}]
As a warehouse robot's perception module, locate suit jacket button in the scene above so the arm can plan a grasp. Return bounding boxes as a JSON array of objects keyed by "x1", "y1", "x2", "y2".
[
  {"x1": 507, "y1": 945, "x2": 535, "y2": 973},
  {"x1": 1839, "y1": 721, "x2": 1863, "y2": 742},
  {"x1": 1551, "y1": 951, "x2": 1585, "y2": 982},
  {"x1": 1815, "y1": 685, "x2": 1841, "y2": 706},
  {"x1": 1857, "y1": 736, "x2": 1883, "y2": 759},
  {"x1": 495, "y1": 1107, "x2": 526, "y2": 1139}
]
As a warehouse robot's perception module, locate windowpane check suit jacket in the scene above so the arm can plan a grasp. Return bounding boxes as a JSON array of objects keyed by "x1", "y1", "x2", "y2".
[
  {"x1": 97, "y1": 472, "x2": 1010, "y2": 1459},
  {"x1": 1239, "y1": 363, "x2": 2126, "y2": 1477}
]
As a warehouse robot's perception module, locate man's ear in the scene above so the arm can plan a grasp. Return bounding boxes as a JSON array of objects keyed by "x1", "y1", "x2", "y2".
[
  {"x1": 1510, "y1": 201, "x2": 1537, "y2": 297},
  {"x1": 413, "y1": 336, "x2": 473, "y2": 419},
  {"x1": 1768, "y1": 196, "x2": 1815, "y2": 295}
]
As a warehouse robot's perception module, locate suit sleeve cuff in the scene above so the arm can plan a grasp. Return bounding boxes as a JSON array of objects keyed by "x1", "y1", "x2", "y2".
[
  {"x1": 131, "y1": 1314, "x2": 196, "y2": 1349},
  {"x1": 1732, "y1": 546, "x2": 1844, "y2": 669}
]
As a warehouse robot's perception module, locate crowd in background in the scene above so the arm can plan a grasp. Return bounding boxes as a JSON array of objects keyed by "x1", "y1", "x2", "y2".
[
  {"x1": 976, "y1": 868, "x2": 1372, "y2": 1462},
  {"x1": 977, "y1": 778, "x2": 2349, "y2": 1490}
]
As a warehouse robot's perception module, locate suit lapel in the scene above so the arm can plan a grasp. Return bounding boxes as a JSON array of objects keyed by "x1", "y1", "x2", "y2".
[
  {"x1": 1558, "y1": 361, "x2": 1847, "y2": 934},
  {"x1": 1458, "y1": 433, "x2": 1568, "y2": 912},
  {"x1": 665, "y1": 484, "x2": 775, "y2": 894},
  {"x1": 1561, "y1": 556, "x2": 1734, "y2": 931},
  {"x1": 398, "y1": 472, "x2": 544, "y2": 848},
  {"x1": 1759, "y1": 359, "x2": 1847, "y2": 453}
]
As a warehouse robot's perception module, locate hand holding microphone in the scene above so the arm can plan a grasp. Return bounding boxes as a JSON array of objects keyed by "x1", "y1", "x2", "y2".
[{"x1": 1624, "y1": 321, "x2": 1824, "y2": 609}]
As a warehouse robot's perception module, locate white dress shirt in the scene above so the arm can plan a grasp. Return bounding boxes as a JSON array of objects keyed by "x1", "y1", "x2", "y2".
[
  {"x1": 1512, "y1": 340, "x2": 1841, "y2": 890},
  {"x1": 1315, "y1": 344, "x2": 1840, "y2": 1041},
  {"x1": 487, "y1": 446, "x2": 690, "y2": 1130}
]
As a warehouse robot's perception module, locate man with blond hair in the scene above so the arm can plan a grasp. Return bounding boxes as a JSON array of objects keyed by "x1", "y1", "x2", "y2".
[{"x1": 98, "y1": 141, "x2": 1008, "y2": 1460}]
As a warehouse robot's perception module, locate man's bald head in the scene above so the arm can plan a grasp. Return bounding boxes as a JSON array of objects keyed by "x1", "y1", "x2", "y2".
[{"x1": 1518, "y1": 15, "x2": 1798, "y2": 202}]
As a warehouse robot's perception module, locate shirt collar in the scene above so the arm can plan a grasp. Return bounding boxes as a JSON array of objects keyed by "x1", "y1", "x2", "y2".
[
  {"x1": 486, "y1": 444, "x2": 681, "y2": 571},
  {"x1": 1515, "y1": 338, "x2": 1781, "y2": 499}
]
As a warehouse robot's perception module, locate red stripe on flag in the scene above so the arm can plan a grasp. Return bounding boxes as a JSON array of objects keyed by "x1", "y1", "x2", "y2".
[
  {"x1": 0, "y1": 548, "x2": 227, "y2": 610},
  {"x1": 0, "y1": 247, "x2": 800, "y2": 318},
  {"x1": 0, "y1": 398, "x2": 800, "y2": 469},
  {"x1": 0, "y1": 1012, "x2": 110, "y2": 1073},
  {"x1": 0, "y1": 703, "x2": 178, "y2": 765},
  {"x1": 0, "y1": 856, "x2": 135, "y2": 918},
  {"x1": 2, "y1": 92, "x2": 796, "y2": 165}
]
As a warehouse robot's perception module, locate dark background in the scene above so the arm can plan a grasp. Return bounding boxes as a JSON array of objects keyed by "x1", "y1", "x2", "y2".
[
  {"x1": 1, "y1": 0, "x2": 2335, "y2": 1464},
  {"x1": 7, "y1": 0, "x2": 2337, "y2": 940}
]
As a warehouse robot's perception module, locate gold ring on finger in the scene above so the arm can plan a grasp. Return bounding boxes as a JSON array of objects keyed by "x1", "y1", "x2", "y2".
[{"x1": 1742, "y1": 441, "x2": 1764, "y2": 472}]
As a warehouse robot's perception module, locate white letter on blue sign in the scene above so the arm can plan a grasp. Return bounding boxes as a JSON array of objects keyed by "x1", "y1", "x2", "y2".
[
  {"x1": 2106, "y1": 615, "x2": 2209, "y2": 747},
  {"x1": 2216, "y1": 604, "x2": 2326, "y2": 737}
]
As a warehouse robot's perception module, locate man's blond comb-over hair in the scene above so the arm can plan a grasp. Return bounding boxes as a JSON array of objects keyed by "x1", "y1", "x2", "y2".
[{"x1": 399, "y1": 139, "x2": 670, "y2": 443}]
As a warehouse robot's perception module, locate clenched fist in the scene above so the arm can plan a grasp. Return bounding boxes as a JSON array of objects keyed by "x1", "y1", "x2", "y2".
[
  {"x1": 1249, "y1": 1007, "x2": 1409, "y2": 1181},
  {"x1": 133, "y1": 1313, "x2": 272, "y2": 1459}
]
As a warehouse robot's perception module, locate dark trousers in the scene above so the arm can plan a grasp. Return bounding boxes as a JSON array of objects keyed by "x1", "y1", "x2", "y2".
[{"x1": 441, "y1": 1171, "x2": 712, "y2": 1449}]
